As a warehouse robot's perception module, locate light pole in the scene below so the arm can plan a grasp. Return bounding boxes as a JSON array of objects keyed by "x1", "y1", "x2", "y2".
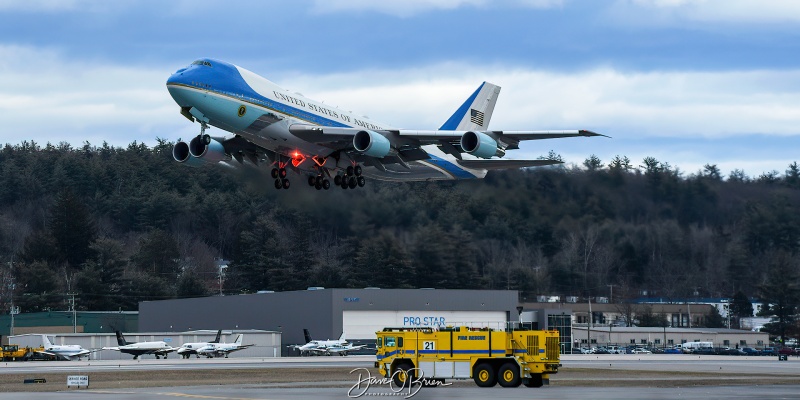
[{"x1": 10, "y1": 304, "x2": 19, "y2": 336}]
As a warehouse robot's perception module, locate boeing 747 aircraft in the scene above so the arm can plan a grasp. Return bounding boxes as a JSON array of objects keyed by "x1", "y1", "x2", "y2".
[{"x1": 167, "y1": 59, "x2": 604, "y2": 190}]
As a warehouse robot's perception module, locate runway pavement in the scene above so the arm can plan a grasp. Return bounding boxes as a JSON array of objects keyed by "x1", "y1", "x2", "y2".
[{"x1": 1, "y1": 354, "x2": 798, "y2": 399}]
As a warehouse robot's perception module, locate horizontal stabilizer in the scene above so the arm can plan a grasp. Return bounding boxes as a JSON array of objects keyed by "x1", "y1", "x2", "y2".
[{"x1": 457, "y1": 159, "x2": 562, "y2": 170}]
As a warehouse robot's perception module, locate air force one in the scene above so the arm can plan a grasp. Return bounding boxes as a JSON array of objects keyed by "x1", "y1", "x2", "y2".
[{"x1": 167, "y1": 59, "x2": 604, "y2": 190}]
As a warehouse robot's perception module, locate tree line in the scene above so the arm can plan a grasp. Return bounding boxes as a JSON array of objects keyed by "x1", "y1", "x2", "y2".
[{"x1": 0, "y1": 140, "x2": 797, "y2": 340}]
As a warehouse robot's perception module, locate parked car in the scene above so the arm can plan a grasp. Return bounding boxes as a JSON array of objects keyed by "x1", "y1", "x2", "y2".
[
  {"x1": 693, "y1": 348, "x2": 716, "y2": 355},
  {"x1": 724, "y1": 348, "x2": 747, "y2": 356},
  {"x1": 762, "y1": 347, "x2": 778, "y2": 356},
  {"x1": 607, "y1": 346, "x2": 624, "y2": 354},
  {"x1": 778, "y1": 347, "x2": 797, "y2": 356},
  {"x1": 664, "y1": 348, "x2": 682, "y2": 354},
  {"x1": 632, "y1": 348, "x2": 652, "y2": 354},
  {"x1": 741, "y1": 347, "x2": 761, "y2": 356}
]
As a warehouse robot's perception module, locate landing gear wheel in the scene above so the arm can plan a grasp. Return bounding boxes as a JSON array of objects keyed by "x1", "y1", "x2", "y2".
[
  {"x1": 282, "y1": 178, "x2": 290, "y2": 189},
  {"x1": 279, "y1": 168, "x2": 288, "y2": 178},
  {"x1": 393, "y1": 362, "x2": 415, "y2": 387},
  {"x1": 314, "y1": 182, "x2": 322, "y2": 190},
  {"x1": 271, "y1": 168, "x2": 279, "y2": 179},
  {"x1": 315, "y1": 175, "x2": 323, "y2": 186},
  {"x1": 202, "y1": 134, "x2": 211, "y2": 145},
  {"x1": 498, "y1": 363, "x2": 521, "y2": 388},
  {"x1": 274, "y1": 179, "x2": 282, "y2": 189},
  {"x1": 346, "y1": 165, "x2": 354, "y2": 176},
  {"x1": 348, "y1": 177, "x2": 357, "y2": 189},
  {"x1": 357, "y1": 176, "x2": 366, "y2": 187},
  {"x1": 473, "y1": 363, "x2": 496, "y2": 387},
  {"x1": 354, "y1": 165, "x2": 362, "y2": 176},
  {"x1": 334, "y1": 175, "x2": 342, "y2": 186},
  {"x1": 523, "y1": 373, "x2": 544, "y2": 388},
  {"x1": 322, "y1": 179, "x2": 331, "y2": 190},
  {"x1": 308, "y1": 176, "x2": 316, "y2": 186},
  {"x1": 341, "y1": 180, "x2": 348, "y2": 189}
]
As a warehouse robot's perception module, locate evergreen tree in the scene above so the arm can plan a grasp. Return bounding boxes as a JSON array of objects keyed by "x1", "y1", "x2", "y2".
[
  {"x1": 75, "y1": 238, "x2": 127, "y2": 310},
  {"x1": 49, "y1": 188, "x2": 96, "y2": 267},
  {"x1": 131, "y1": 230, "x2": 180, "y2": 284}
]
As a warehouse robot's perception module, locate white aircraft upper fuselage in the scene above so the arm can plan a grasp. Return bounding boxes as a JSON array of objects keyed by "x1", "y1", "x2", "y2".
[{"x1": 166, "y1": 58, "x2": 603, "y2": 189}]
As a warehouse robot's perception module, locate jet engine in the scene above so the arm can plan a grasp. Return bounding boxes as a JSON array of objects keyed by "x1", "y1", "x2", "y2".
[
  {"x1": 353, "y1": 130, "x2": 392, "y2": 158},
  {"x1": 172, "y1": 140, "x2": 204, "y2": 166},
  {"x1": 460, "y1": 131, "x2": 505, "y2": 159},
  {"x1": 189, "y1": 135, "x2": 229, "y2": 162}
]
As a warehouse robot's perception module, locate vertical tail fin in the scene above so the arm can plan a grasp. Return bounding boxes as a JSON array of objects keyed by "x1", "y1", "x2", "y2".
[
  {"x1": 303, "y1": 329, "x2": 312, "y2": 344},
  {"x1": 234, "y1": 334, "x2": 243, "y2": 345},
  {"x1": 212, "y1": 330, "x2": 221, "y2": 343},
  {"x1": 439, "y1": 82, "x2": 501, "y2": 131},
  {"x1": 41, "y1": 335, "x2": 52, "y2": 348},
  {"x1": 338, "y1": 332, "x2": 346, "y2": 341},
  {"x1": 115, "y1": 331, "x2": 129, "y2": 346}
]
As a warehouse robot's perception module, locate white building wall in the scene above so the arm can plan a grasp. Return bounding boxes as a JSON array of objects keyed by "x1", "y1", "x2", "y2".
[{"x1": 343, "y1": 311, "x2": 507, "y2": 339}]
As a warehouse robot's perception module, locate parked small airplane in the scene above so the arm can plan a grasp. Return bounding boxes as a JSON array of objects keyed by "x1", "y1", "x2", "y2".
[
  {"x1": 288, "y1": 329, "x2": 365, "y2": 356},
  {"x1": 102, "y1": 331, "x2": 176, "y2": 360},
  {"x1": 177, "y1": 330, "x2": 222, "y2": 359},
  {"x1": 36, "y1": 335, "x2": 99, "y2": 361},
  {"x1": 195, "y1": 334, "x2": 254, "y2": 358}
]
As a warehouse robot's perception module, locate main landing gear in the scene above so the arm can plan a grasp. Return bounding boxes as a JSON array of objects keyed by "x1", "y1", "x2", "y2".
[
  {"x1": 270, "y1": 162, "x2": 366, "y2": 191},
  {"x1": 271, "y1": 167, "x2": 290, "y2": 190},
  {"x1": 307, "y1": 174, "x2": 331, "y2": 190},
  {"x1": 334, "y1": 165, "x2": 366, "y2": 190}
]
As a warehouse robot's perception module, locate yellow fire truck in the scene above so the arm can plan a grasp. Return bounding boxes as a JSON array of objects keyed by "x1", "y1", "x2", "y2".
[{"x1": 375, "y1": 326, "x2": 560, "y2": 388}]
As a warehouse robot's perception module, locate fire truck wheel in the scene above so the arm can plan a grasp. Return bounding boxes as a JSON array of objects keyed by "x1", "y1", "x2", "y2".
[
  {"x1": 393, "y1": 362, "x2": 414, "y2": 387},
  {"x1": 523, "y1": 373, "x2": 544, "y2": 388},
  {"x1": 473, "y1": 363, "x2": 497, "y2": 387},
  {"x1": 498, "y1": 363, "x2": 521, "y2": 387}
]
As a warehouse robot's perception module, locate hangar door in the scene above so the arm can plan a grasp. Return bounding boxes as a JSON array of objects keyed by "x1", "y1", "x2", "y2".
[{"x1": 343, "y1": 310, "x2": 507, "y2": 339}]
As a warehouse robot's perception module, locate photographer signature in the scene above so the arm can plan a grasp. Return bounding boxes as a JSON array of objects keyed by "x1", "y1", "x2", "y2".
[{"x1": 347, "y1": 367, "x2": 451, "y2": 398}]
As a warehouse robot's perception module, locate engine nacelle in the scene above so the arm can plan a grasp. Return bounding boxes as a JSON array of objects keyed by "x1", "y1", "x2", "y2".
[
  {"x1": 460, "y1": 131, "x2": 505, "y2": 159},
  {"x1": 189, "y1": 135, "x2": 229, "y2": 162},
  {"x1": 172, "y1": 140, "x2": 205, "y2": 167},
  {"x1": 353, "y1": 130, "x2": 392, "y2": 158}
]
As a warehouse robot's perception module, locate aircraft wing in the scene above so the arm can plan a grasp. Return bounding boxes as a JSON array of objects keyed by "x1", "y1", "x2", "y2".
[
  {"x1": 288, "y1": 124, "x2": 605, "y2": 153},
  {"x1": 102, "y1": 346, "x2": 120, "y2": 351},
  {"x1": 154, "y1": 347, "x2": 178, "y2": 355},
  {"x1": 457, "y1": 159, "x2": 562, "y2": 169}
]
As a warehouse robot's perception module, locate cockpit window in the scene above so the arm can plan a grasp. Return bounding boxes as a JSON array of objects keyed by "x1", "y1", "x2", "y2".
[{"x1": 191, "y1": 60, "x2": 213, "y2": 67}]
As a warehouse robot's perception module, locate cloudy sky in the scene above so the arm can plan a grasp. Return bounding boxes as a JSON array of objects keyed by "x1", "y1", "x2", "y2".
[{"x1": 1, "y1": 0, "x2": 799, "y2": 177}]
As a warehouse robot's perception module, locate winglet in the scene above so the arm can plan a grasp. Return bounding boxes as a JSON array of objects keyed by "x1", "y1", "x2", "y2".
[{"x1": 579, "y1": 129, "x2": 610, "y2": 138}]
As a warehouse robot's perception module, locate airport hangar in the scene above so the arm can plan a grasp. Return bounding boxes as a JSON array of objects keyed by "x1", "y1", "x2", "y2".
[{"x1": 138, "y1": 288, "x2": 556, "y2": 356}]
